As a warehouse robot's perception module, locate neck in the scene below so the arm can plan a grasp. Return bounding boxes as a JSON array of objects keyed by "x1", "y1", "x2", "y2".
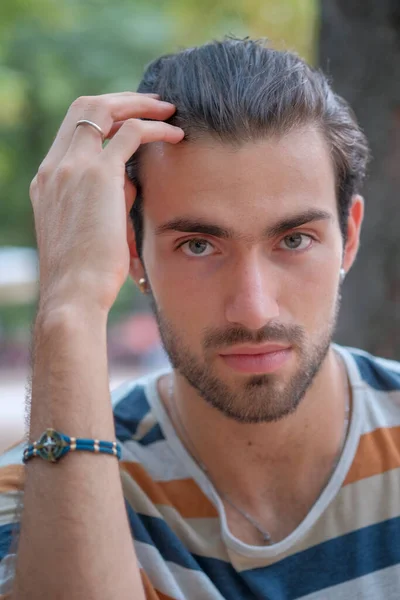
[{"x1": 159, "y1": 346, "x2": 350, "y2": 514}]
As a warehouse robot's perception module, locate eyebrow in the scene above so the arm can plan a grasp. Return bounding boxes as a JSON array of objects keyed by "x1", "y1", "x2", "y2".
[{"x1": 155, "y1": 209, "x2": 333, "y2": 240}]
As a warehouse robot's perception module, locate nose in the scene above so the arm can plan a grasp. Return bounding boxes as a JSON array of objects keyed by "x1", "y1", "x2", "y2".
[{"x1": 224, "y1": 257, "x2": 280, "y2": 330}]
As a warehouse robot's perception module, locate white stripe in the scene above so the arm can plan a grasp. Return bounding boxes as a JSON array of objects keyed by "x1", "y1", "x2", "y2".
[
  {"x1": 300, "y1": 564, "x2": 400, "y2": 599},
  {"x1": 0, "y1": 492, "x2": 22, "y2": 527},
  {"x1": 122, "y1": 439, "x2": 192, "y2": 481},
  {"x1": 134, "y1": 540, "x2": 225, "y2": 600},
  {"x1": 374, "y1": 356, "x2": 400, "y2": 375},
  {"x1": 0, "y1": 553, "x2": 16, "y2": 595},
  {"x1": 134, "y1": 540, "x2": 186, "y2": 600},
  {"x1": 147, "y1": 507, "x2": 227, "y2": 562},
  {"x1": 357, "y1": 388, "x2": 400, "y2": 435}
]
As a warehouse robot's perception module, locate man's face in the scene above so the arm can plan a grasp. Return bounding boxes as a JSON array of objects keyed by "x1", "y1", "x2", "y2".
[{"x1": 136, "y1": 127, "x2": 346, "y2": 423}]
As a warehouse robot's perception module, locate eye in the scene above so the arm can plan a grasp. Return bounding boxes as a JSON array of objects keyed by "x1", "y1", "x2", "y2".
[
  {"x1": 279, "y1": 233, "x2": 313, "y2": 251},
  {"x1": 179, "y1": 238, "x2": 215, "y2": 257}
]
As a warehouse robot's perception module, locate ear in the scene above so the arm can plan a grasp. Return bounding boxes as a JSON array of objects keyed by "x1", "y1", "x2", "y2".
[{"x1": 342, "y1": 195, "x2": 364, "y2": 273}]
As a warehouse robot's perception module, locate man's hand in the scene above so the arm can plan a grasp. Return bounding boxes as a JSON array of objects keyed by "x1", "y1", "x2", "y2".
[{"x1": 30, "y1": 92, "x2": 184, "y2": 314}]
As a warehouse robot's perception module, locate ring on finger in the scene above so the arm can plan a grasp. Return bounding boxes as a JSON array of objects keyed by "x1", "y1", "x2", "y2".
[{"x1": 75, "y1": 119, "x2": 106, "y2": 143}]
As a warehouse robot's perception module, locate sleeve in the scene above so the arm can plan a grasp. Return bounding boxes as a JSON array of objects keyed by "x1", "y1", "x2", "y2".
[{"x1": 0, "y1": 441, "x2": 25, "y2": 598}]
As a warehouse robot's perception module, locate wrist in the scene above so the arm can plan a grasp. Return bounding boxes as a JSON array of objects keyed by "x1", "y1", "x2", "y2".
[
  {"x1": 37, "y1": 270, "x2": 118, "y2": 318},
  {"x1": 36, "y1": 301, "x2": 109, "y2": 335}
]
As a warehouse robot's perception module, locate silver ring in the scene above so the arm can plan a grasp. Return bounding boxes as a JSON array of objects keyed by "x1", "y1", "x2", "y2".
[{"x1": 75, "y1": 119, "x2": 105, "y2": 143}]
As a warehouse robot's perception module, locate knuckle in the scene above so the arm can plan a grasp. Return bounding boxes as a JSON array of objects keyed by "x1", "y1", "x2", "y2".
[
  {"x1": 36, "y1": 161, "x2": 51, "y2": 185},
  {"x1": 85, "y1": 98, "x2": 102, "y2": 113},
  {"x1": 29, "y1": 176, "x2": 39, "y2": 199},
  {"x1": 124, "y1": 118, "x2": 140, "y2": 129},
  {"x1": 70, "y1": 95, "x2": 90, "y2": 110},
  {"x1": 85, "y1": 161, "x2": 102, "y2": 180},
  {"x1": 122, "y1": 118, "x2": 141, "y2": 137},
  {"x1": 56, "y1": 160, "x2": 75, "y2": 180},
  {"x1": 70, "y1": 95, "x2": 110, "y2": 118}
]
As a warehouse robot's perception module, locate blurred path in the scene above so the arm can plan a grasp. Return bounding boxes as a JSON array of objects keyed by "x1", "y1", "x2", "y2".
[{"x1": 0, "y1": 367, "x2": 143, "y2": 454}]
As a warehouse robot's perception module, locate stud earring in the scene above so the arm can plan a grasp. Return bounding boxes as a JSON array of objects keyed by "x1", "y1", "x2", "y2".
[
  {"x1": 138, "y1": 277, "x2": 148, "y2": 294},
  {"x1": 340, "y1": 268, "x2": 346, "y2": 283}
]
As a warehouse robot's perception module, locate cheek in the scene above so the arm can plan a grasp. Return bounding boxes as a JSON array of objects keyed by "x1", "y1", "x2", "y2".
[
  {"x1": 149, "y1": 250, "x2": 219, "y2": 310},
  {"x1": 280, "y1": 263, "x2": 339, "y2": 326},
  {"x1": 149, "y1": 264, "x2": 217, "y2": 337}
]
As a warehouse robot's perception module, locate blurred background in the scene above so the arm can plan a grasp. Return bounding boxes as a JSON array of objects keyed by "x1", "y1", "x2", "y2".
[{"x1": 0, "y1": 0, "x2": 399, "y2": 452}]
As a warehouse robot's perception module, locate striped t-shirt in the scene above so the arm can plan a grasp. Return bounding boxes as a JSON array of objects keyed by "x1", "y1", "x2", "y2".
[{"x1": 1, "y1": 344, "x2": 400, "y2": 599}]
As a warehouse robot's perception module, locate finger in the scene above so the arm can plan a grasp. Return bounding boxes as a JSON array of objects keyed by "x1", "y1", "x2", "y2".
[
  {"x1": 106, "y1": 121, "x2": 125, "y2": 140},
  {"x1": 46, "y1": 93, "x2": 172, "y2": 164},
  {"x1": 106, "y1": 112, "x2": 172, "y2": 141},
  {"x1": 102, "y1": 119, "x2": 184, "y2": 164},
  {"x1": 66, "y1": 96, "x2": 178, "y2": 158},
  {"x1": 46, "y1": 92, "x2": 139, "y2": 162}
]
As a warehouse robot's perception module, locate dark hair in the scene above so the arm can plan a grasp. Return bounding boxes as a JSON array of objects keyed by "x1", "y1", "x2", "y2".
[{"x1": 126, "y1": 37, "x2": 370, "y2": 259}]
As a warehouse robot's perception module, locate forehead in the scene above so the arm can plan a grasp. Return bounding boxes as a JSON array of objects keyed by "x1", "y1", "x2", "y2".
[{"x1": 140, "y1": 126, "x2": 337, "y2": 229}]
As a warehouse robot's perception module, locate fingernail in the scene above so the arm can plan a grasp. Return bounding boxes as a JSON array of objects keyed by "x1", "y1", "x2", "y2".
[{"x1": 160, "y1": 101, "x2": 175, "y2": 108}]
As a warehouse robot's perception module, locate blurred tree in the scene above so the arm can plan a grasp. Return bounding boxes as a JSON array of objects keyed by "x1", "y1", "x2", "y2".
[
  {"x1": 319, "y1": 0, "x2": 400, "y2": 359},
  {"x1": 0, "y1": 0, "x2": 316, "y2": 335},
  {"x1": 0, "y1": 0, "x2": 316, "y2": 247}
]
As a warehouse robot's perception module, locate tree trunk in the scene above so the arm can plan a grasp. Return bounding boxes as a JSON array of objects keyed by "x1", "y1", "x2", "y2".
[{"x1": 319, "y1": 0, "x2": 400, "y2": 360}]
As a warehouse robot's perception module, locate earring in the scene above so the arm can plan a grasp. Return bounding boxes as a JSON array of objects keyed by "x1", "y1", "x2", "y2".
[
  {"x1": 340, "y1": 268, "x2": 346, "y2": 283},
  {"x1": 138, "y1": 277, "x2": 148, "y2": 294}
]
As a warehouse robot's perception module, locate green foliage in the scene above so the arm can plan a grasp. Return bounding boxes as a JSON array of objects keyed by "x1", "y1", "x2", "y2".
[{"x1": 0, "y1": 0, "x2": 316, "y2": 333}]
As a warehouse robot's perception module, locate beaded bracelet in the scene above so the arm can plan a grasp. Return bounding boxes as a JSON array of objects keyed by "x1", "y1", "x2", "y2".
[{"x1": 22, "y1": 428, "x2": 122, "y2": 464}]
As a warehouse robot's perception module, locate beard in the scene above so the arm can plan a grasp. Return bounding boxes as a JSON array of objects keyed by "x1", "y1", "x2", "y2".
[{"x1": 147, "y1": 286, "x2": 341, "y2": 424}]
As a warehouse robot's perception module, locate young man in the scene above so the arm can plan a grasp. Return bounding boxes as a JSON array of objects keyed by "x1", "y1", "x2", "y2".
[{"x1": 0, "y1": 37, "x2": 399, "y2": 599}]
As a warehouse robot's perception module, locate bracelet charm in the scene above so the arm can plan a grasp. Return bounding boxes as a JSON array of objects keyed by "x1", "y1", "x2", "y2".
[{"x1": 23, "y1": 428, "x2": 121, "y2": 463}]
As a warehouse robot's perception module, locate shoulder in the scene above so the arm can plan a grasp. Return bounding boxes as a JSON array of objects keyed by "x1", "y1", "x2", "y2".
[
  {"x1": 112, "y1": 370, "x2": 168, "y2": 447},
  {"x1": 343, "y1": 346, "x2": 400, "y2": 392}
]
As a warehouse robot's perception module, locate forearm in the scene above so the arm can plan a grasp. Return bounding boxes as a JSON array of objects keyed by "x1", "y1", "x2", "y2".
[{"x1": 12, "y1": 305, "x2": 145, "y2": 600}]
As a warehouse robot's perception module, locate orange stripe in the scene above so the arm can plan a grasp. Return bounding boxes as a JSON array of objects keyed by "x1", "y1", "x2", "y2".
[
  {"x1": 121, "y1": 461, "x2": 218, "y2": 518},
  {"x1": 155, "y1": 591, "x2": 177, "y2": 600},
  {"x1": 343, "y1": 426, "x2": 400, "y2": 486},
  {"x1": 141, "y1": 569, "x2": 176, "y2": 600},
  {"x1": 0, "y1": 464, "x2": 25, "y2": 493},
  {"x1": 2, "y1": 437, "x2": 25, "y2": 455}
]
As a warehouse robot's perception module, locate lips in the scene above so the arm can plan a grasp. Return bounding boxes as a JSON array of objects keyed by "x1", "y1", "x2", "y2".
[
  {"x1": 220, "y1": 344, "x2": 290, "y2": 356},
  {"x1": 219, "y1": 345, "x2": 292, "y2": 374}
]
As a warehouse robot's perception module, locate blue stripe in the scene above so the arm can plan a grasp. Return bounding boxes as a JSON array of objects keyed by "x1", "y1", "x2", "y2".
[
  {"x1": 351, "y1": 352, "x2": 400, "y2": 391},
  {"x1": 125, "y1": 503, "x2": 203, "y2": 573},
  {"x1": 113, "y1": 385, "x2": 151, "y2": 441},
  {"x1": 0, "y1": 523, "x2": 19, "y2": 562},
  {"x1": 125, "y1": 505, "x2": 400, "y2": 599},
  {"x1": 237, "y1": 516, "x2": 400, "y2": 599}
]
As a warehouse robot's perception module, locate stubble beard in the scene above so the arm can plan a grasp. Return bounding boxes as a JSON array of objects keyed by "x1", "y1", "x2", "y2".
[{"x1": 147, "y1": 287, "x2": 341, "y2": 424}]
